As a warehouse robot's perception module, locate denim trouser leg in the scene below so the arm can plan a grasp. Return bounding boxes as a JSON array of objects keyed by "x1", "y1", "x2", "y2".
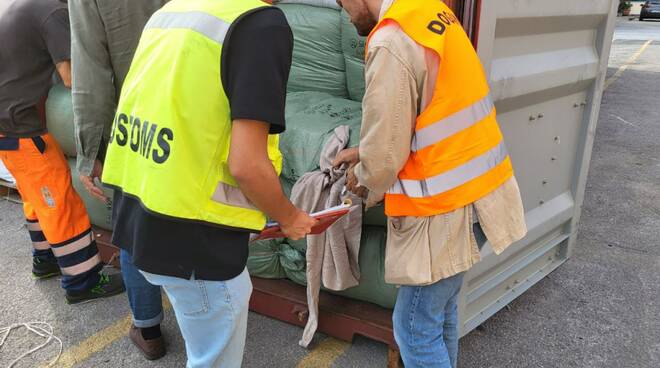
[
  {"x1": 140, "y1": 268, "x2": 252, "y2": 368},
  {"x1": 393, "y1": 272, "x2": 466, "y2": 368},
  {"x1": 120, "y1": 250, "x2": 163, "y2": 328},
  {"x1": 443, "y1": 285, "x2": 462, "y2": 367}
]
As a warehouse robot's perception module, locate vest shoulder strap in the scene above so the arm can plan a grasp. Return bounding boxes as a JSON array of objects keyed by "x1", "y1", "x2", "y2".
[{"x1": 375, "y1": 0, "x2": 462, "y2": 57}]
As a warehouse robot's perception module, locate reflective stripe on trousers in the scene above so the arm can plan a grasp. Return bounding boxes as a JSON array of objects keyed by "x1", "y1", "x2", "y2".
[
  {"x1": 51, "y1": 229, "x2": 101, "y2": 276},
  {"x1": 27, "y1": 219, "x2": 50, "y2": 250},
  {"x1": 0, "y1": 134, "x2": 102, "y2": 291}
]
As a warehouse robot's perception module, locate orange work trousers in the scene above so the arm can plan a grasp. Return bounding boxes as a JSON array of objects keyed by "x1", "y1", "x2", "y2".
[{"x1": 0, "y1": 133, "x2": 101, "y2": 290}]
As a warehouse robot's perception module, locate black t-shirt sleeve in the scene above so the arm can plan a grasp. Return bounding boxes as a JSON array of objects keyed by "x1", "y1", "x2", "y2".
[
  {"x1": 221, "y1": 7, "x2": 293, "y2": 134},
  {"x1": 41, "y1": 8, "x2": 71, "y2": 64}
]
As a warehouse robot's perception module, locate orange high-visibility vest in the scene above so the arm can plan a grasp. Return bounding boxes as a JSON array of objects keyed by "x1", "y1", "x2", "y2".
[{"x1": 367, "y1": 0, "x2": 514, "y2": 217}]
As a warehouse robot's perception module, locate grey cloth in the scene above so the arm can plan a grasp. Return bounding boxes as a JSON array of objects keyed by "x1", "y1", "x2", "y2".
[
  {"x1": 290, "y1": 125, "x2": 363, "y2": 347},
  {"x1": 69, "y1": 0, "x2": 169, "y2": 176},
  {"x1": 0, "y1": 0, "x2": 70, "y2": 137}
]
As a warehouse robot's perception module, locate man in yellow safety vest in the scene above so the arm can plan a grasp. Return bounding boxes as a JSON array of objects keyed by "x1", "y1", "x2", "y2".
[{"x1": 102, "y1": 0, "x2": 317, "y2": 366}]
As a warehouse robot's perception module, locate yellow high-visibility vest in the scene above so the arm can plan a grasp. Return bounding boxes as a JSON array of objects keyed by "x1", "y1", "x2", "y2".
[
  {"x1": 103, "y1": 0, "x2": 282, "y2": 231},
  {"x1": 368, "y1": 0, "x2": 514, "y2": 217}
]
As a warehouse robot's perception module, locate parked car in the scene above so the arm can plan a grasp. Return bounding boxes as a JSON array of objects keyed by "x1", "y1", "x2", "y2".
[{"x1": 640, "y1": 1, "x2": 660, "y2": 20}]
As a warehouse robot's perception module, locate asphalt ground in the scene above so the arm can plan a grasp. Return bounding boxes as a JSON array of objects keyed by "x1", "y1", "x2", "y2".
[
  {"x1": 616, "y1": 16, "x2": 660, "y2": 41},
  {"x1": 1, "y1": 18, "x2": 659, "y2": 368}
]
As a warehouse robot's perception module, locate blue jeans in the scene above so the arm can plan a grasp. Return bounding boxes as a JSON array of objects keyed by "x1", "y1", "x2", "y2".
[
  {"x1": 120, "y1": 250, "x2": 163, "y2": 328},
  {"x1": 393, "y1": 272, "x2": 466, "y2": 368},
  {"x1": 140, "y1": 268, "x2": 252, "y2": 368}
]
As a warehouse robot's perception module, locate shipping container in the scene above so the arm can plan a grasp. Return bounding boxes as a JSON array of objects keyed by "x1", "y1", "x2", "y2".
[{"x1": 456, "y1": 0, "x2": 618, "y2": 335}]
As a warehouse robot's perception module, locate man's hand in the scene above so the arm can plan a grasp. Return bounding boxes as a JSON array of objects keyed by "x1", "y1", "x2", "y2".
[
  {"x1": 347, "y1": 165, "x2": 368, "y2": 199},
  {"x1": 280, "y1": 208, "x2": 318, "y2": 241},
  {"x1": 56, "y1": 60, "x2": 72, "y2": 89},
  {"x1": 332, "y1": 147, "x2": 359, "y2": 168},
  {"x1": 79, "y1": 159, "x2": 107, "y2": 203}
]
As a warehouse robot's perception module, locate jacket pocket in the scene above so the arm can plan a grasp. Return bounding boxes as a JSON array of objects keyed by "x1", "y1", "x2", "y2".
[{"x1": 385, "y1": 216, "x2": 433, "y2": 285}]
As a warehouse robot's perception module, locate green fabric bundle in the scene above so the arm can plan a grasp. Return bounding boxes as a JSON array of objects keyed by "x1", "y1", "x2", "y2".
[
  {"x1": 279, "y1": 91, "x2": 362, "y2": 182},
  {"x1": 46, "y1": 84, "x2": 77, "y2": 157},
  {"x1": 278, "y1": 4, "x2": 348, "y2": 98},
  {"x1": 246, "y1": 5, "x2": 397, "y2": 309},
  {"x1": 67, "y1": 158, "x2": 114, "y2": 230},
  {"x1": 247, "y1": 239, "x2": 288, "y2": 279},
  {"x1": 340, "y1": 10, "x2": 367, "y2": 102},
  {"x1": 248, "y1": 226, "x2": 398, "y2": 309}
]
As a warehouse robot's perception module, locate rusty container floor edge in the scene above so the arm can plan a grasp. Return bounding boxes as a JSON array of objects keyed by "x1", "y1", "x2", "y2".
[
  {"x1": 249, "y1": 276, "x2": 396, "y2": 348},
  {"x1": 94, "y1": 227, "x2": 121, "y2": 268}
]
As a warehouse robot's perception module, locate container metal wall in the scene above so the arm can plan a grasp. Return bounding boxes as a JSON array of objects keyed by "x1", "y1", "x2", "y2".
[{"x1": 458, "y1": 0, "x2": 618, "y2": 336}]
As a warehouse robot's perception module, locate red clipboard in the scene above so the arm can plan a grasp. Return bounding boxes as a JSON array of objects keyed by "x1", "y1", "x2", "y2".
[{"x1": 251, "y1": 200, "x2": 354, "y2": 242}]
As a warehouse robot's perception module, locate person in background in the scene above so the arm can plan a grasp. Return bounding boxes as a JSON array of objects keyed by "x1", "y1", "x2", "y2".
[
  {"x1": 101, "y1": 0, "x2": 317, "y2": 366},
  {"x1": 335, "y1": 0, "x2": 528, "y2": 367},
  {"x1": 68, "y1": 0, "x2": 170, "y2": 360},
  {"x1": 0, "y1": 0, "x2": 125, "y2": 304}
]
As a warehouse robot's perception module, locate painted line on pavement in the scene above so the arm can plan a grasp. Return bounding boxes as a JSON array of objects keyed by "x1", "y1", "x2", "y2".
[
  {"x1": 296, "y1": 337, "x2": 351, "y2": 368},
  {"x1": 44, "y1": 297, "x2": 172, "y2": 368},
  {"x1": 604, "y1": 39, "x2": 652, "y2": 90},
  {"x1": 46, "y1": 314, "x2": 132, "y2": 368}
]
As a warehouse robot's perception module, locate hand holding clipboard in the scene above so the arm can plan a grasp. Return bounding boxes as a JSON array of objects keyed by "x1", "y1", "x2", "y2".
[{"x1": 251, "y1": 199, "x2": 354, "y2": 242}]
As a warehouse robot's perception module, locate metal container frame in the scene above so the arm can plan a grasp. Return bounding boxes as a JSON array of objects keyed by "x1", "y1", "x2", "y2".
[{"x1": 457, "y1": 0, "x2": 618, "y2": 336}]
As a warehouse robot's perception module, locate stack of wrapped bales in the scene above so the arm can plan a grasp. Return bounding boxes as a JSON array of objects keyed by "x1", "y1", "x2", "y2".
[{"x1": 247, "y1": 2, "x2": 397, "y2": 309}]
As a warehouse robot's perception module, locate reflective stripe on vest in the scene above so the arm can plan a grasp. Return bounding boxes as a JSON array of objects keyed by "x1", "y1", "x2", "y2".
[
  {"x1": 389, "y1": 141, "x2": 508, "y2": 198},
  {"x1": 145, "y1": 11, "x2": 230, "y2": 44},
  {"x1": 411, "y1": 94, "x2": 494, "y2": 152},
  {"x1": 212, "y1": 182, "x2": 259, "y2": 211}
]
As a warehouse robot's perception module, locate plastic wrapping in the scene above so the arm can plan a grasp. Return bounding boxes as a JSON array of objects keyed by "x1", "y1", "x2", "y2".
[
  {"x1": 278, "y1": 4, "x2": 348, "y2": 97},
  {"x1": 279, "y1": 91, "x2": 362, "y2": 182},
  {"x1": 45, "y1": 83, "x2": 77, "y2": 157},
  {"x1": 340, "y1": 10, "x2": 367, "y2": 102}
]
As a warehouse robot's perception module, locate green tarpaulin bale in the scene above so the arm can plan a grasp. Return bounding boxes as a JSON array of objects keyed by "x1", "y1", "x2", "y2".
[
  {"x1": 363, "y1": 204, "x2": 387, "y2": 227},
  {"x1": 247, "y1": 240, "x2": 307, "y2": 284},
  {"x1": 275, "y1": 226, "x2": 398, "y2": 309},
  {"x1": 46, "y1": 84, "x2": 77, "y2": 157},
  {"x1": 280, "y1": 91, "x2": 362, "y2": 182},
  {"x1": 279, "y1": 243, "x2": 308, "y2": 286},
  {"x1": 67, "y1": 158, "x2": 113, "y2": 230},
  {"x1": 330, "y1": 226, "x2": 397, "y2": 309},
  {"x1": 340, "y1": 10, "x2": 367, "y2": 102},
  {"x1": 277, "y1": 4, "x2": 348, "y2": 97},
  {"x1": 247, "y1": 239, "x2": 288, "y2": 279}
]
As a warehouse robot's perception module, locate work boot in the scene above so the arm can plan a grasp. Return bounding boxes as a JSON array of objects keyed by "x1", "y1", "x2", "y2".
[
  {"x1": 129, "y1": 325, "x2": 166, "y2": 360},
  {"x1": 65, "y1": 273, "x2": 126, "y2": 304},
  {"x1": 32, "y1": 256, "x2": 61, "y2": 280}
]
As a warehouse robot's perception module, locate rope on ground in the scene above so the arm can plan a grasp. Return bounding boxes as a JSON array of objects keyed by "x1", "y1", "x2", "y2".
[{"x1": 0, "y1": 322, "x2": 63, "y2": 368}]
